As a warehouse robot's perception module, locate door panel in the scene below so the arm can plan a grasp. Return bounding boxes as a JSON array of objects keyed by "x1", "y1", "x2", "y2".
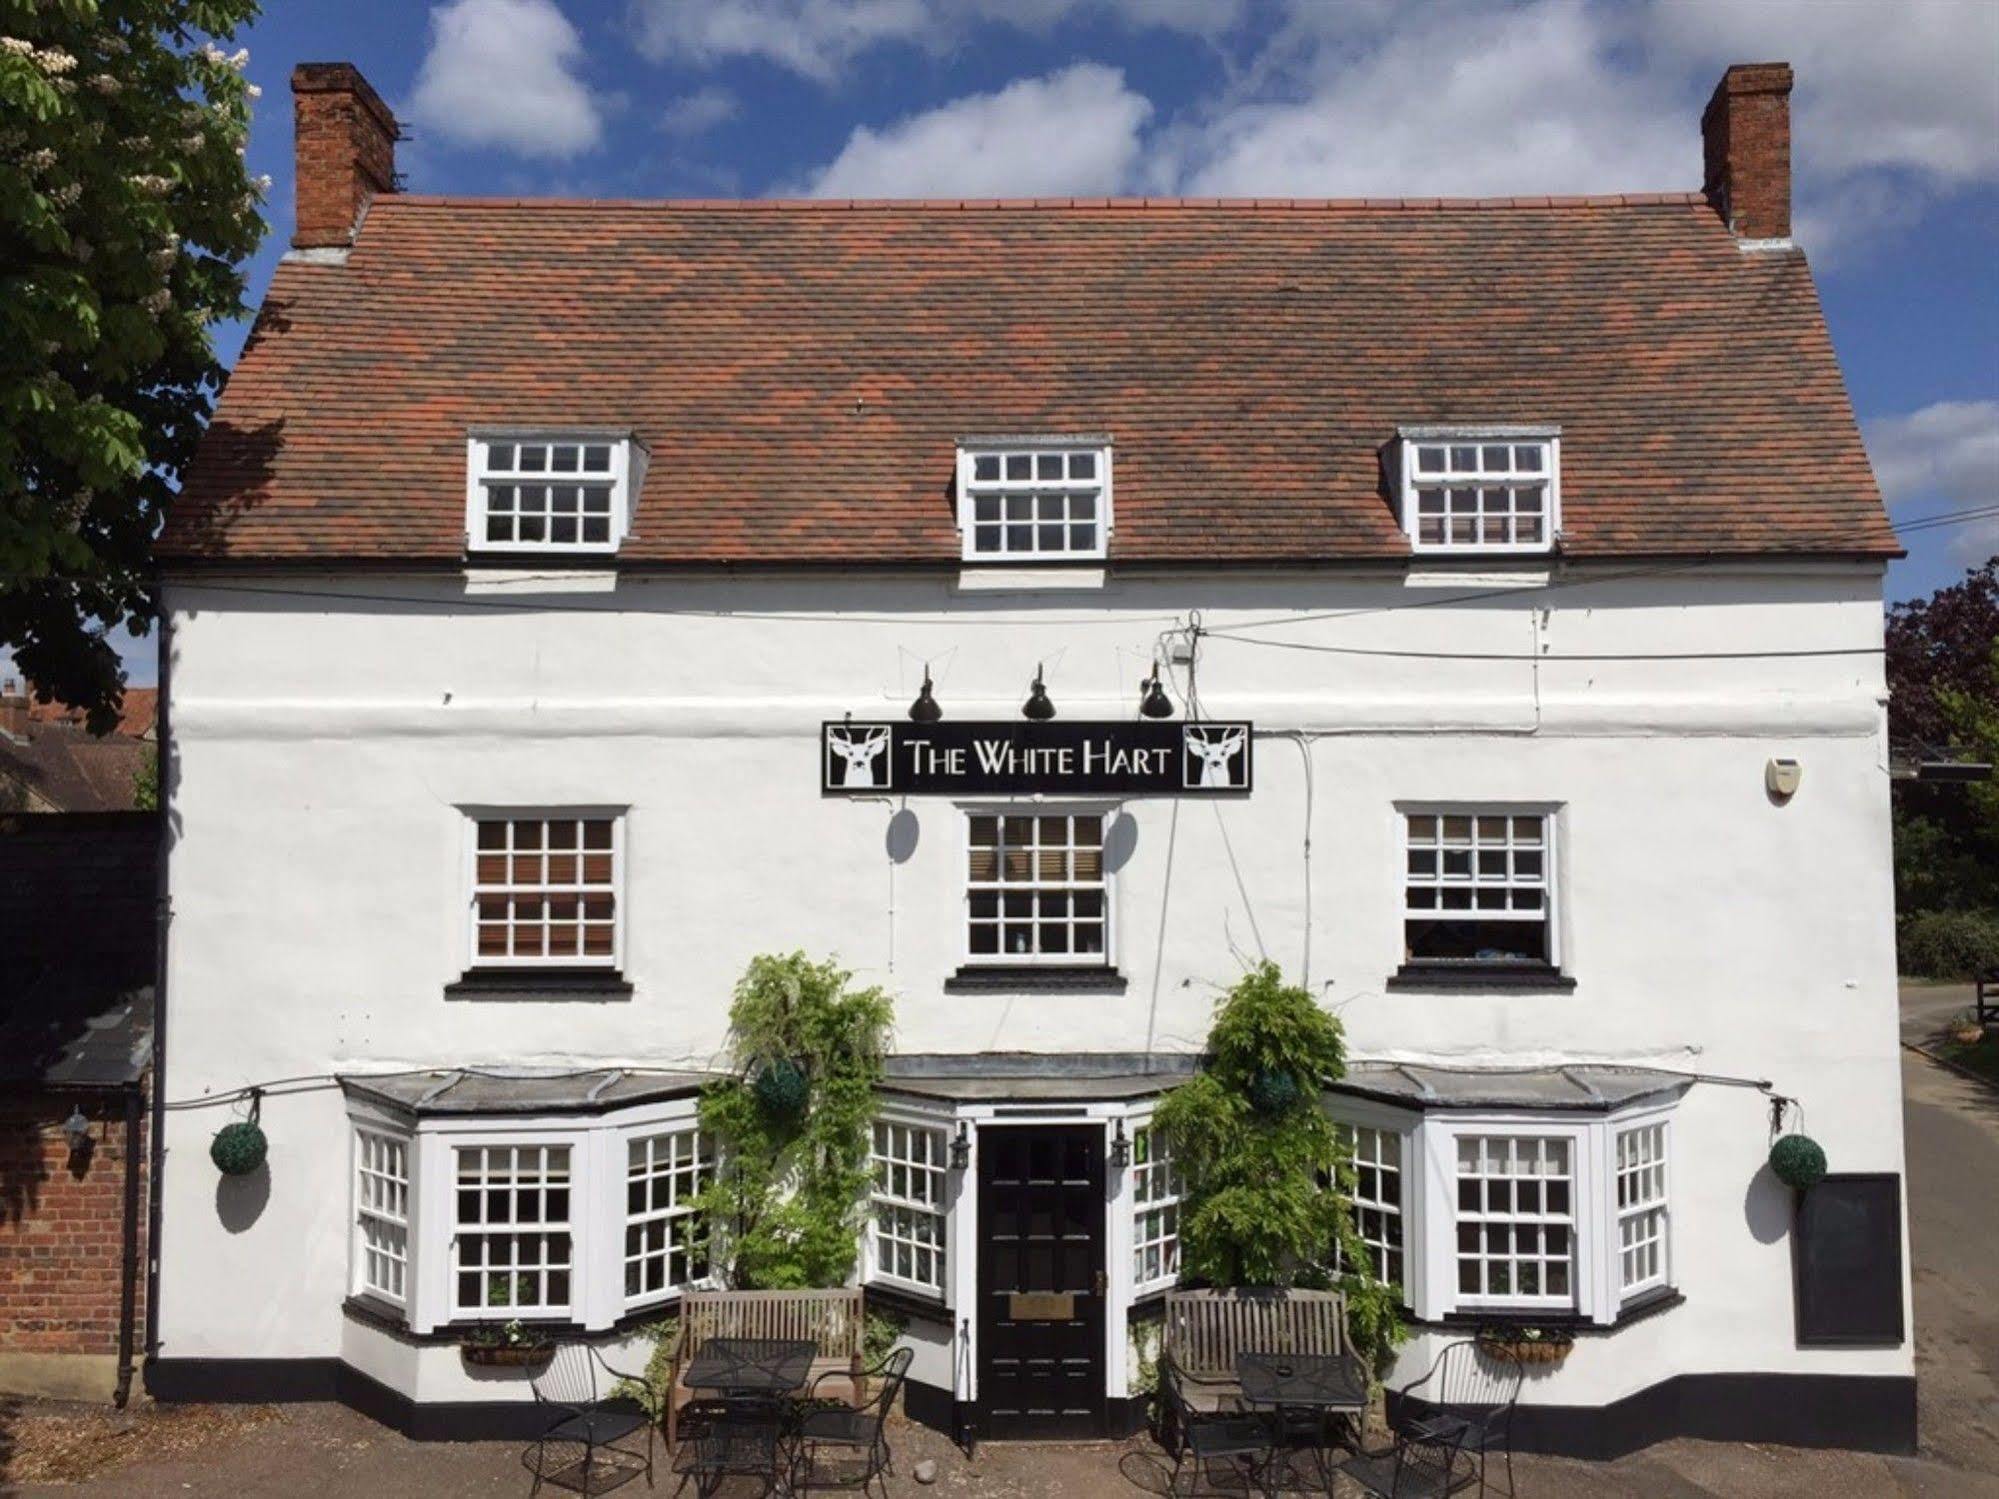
[{"x1": 977, "y1": 1125, "x2": 1106, "y2": 1439}]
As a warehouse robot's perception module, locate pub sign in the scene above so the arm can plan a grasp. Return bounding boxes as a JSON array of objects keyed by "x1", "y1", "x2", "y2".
[{"x1": 821, "y1": 720, "x2": 1253, "y2": 797}]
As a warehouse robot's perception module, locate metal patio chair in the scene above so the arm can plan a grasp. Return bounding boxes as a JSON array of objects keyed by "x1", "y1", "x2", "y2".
[
  {"x1": 1388, "y1": 1340, "x2": 1524, "y2": 1498},
  {"x1": 786, "y1": 1346, "x2": 914, "y2": 1497},
  {"x1": 525, "y1": 1342, "x2": 658, "y2": 1497},
  {"x1": 1157, "y1": 1352, "x2": 1277, "y2": 1498}
]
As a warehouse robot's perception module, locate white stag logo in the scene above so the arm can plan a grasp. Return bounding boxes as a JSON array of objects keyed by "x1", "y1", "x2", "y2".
[
  {"x1": 1183, "y1": 725, "x2": 1246, "y2": 789},
  {"x1": 828, "y1": 725, "x2": 891, "y2": 789}
]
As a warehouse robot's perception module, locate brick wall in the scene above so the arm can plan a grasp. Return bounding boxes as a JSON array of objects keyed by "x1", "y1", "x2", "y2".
[
  {"x1": 292, "y1": 62, "x2": 398, "y2": 250},
  {"x1": 0, "y1": 1091, "x2": 145, "y2": 1363}
]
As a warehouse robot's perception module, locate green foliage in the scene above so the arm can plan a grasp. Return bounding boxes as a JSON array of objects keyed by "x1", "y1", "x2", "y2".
[
  {"x1": 695, "y1": 952, "x2": 893, "y2": 1290},
  {"x1": 1769, "y1": 1133, "x2": 1827, "y2": 1191},
  {"x1": 208, "y1": 1117, "x2": 264, "y2": 1174},
  {"x1": 1899, "y1": 908, "x2": 1999, "y2": 979},
  {"x1": 610, "y1": 1317, "x2": 679, "y2": 1418},
  {"x1": 132, "y1": 742, "x2": 155, "y2": 810},
  {"x1": 1153, "y1": 962, "x2": 1405, "y2": 1376},
  {"x1": 1, "y1": 0, "x2": 266, "y2": 727},
  {"x1": 861, "y1": 1308, "x2": 905, "y2": 1369}
]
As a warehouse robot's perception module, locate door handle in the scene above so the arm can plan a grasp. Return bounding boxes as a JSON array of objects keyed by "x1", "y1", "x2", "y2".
[{"x1": 1093, "y1": 1270, "x2": 1107, "y2": 1297}]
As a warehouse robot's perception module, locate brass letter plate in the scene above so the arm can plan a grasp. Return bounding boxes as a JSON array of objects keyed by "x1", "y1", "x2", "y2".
[{"x1": 1009, "y1": 1291, "x2": 1075, "y2": 1321}]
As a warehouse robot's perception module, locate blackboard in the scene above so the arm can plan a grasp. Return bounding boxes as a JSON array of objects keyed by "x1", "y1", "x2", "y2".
[{"x1": 1795, "y1": 1173, "x2": 1905, "y2": 1346}]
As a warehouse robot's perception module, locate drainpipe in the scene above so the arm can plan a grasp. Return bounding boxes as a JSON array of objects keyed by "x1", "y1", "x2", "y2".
[
  {"x1": 114, "y1": 1079, "x2": 143, "y2": 1406},
  {"x1": 143, "y1": 601, "x2": 172, "y2": 1375}
]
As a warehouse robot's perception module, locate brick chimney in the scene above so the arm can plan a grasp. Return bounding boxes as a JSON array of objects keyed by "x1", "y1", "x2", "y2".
[
  {"x1": 1701, "y1": 62, "x2": 1794, "y2": 242},
  {"x1": 292, "y1": 62, "x2": 399, "y2": 251}
]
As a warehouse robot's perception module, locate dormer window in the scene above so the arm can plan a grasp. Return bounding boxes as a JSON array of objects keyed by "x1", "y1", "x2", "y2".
[
  {"x1": 1398, "y1": 428, "x2": 1559, "y2": 555},
  {"x1": 466, "y1": 433, "x2": 640, "y2": 554},
  {"x1": 957, "y1": 438, "x2": 1111, "y2": 561}
]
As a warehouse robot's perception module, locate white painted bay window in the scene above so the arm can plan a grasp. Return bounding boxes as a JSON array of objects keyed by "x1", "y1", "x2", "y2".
[
  {"x1": 465, "y1": 433, "x2": 640, "y2": 554},
  {"x1": 1327, "y1": 1098, "x2": 1677, "y2": 1326},
  {"x1": 468, "y1": 812, "x2": 622, "y2": 970},
  {"x1": 869, "y1": 1121, "x2": 948, "y2": 1297},
  {"x1": 965, "y1": 811, "x2": 1110, "y2": 965},
  {"x1": 957, "y1": 439, "x2": 1112, "y2": 561},
  {"x1": 1131, "y1": 1123, "x2": 1182, "y2": 1293},
  {"x1": 343, "y1": 1094, "x2": 710, "y2": 1334},
  {"x1": 1402, "y1": 809, "x2": 1557, "y2": 971},
  {"x1": 1398, "y1": 428, "x2": 1558, "y2": 554}
]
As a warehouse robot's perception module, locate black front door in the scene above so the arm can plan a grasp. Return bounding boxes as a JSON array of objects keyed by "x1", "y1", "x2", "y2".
[{"x1": 976, "y1": 1124, "x2": 1107, "y2": 1439}]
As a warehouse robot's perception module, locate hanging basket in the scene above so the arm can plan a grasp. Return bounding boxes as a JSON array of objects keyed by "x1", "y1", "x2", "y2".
[
  {"x1": 753, "y1": 1058, "x2": 809, "y2": 1116},
  {"x1": 210, "y1": 1119, "x2": 268, "y2": 1176},
  {"x1": 1476, "y1": 1327, "x2": 1574, "y2": 1365},
  {"x1": 1769, "y1": 1133, "x2": 1827, "y2": 1191},
  {"x1": 1247, "y1": 1068, "x2": 1301, "y2": 1116},
  {"x1": 461, "y1": 1341, "x2": 556, "y2": 1368}
]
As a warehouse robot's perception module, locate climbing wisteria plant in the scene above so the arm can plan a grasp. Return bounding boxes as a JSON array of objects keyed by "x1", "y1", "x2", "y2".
[
  {"x1": 1, "y1": 0, "x2": 266, "y2": 726},
  {"x1": 1153, "y1": 962, "x2": 1406, "y2": 1376},
  {"x1": 696, "y1": 952, "x2": 894, "y2": 1290}
]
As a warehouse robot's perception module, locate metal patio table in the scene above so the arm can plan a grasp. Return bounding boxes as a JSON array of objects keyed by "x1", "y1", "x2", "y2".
[
  {"x1": 1236, "y1": 1349, "x2": 1371, "y2": 1494},
  {"x1": 683, "y1": 1336, "x2": 818, "y2": 1400}
]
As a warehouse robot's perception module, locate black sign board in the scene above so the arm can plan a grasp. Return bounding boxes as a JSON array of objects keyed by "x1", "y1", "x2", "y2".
[
  {"x1": 1795, "y1": 1173, "x2": 1905, "y2": 1346},
  {"x1": 821, "y1": 720, "x2": 1253, "y2": 797}
]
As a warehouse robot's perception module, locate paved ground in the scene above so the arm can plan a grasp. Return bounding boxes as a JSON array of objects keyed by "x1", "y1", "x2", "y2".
[{"x1": 5, "y1": 986, "x2": 1995, "y2": 1498}]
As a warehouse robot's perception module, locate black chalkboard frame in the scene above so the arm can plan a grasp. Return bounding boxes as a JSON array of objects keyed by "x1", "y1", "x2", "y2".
[{"x1": 1794, "y1": 1172, "x2": 1906, "y2": 1347}]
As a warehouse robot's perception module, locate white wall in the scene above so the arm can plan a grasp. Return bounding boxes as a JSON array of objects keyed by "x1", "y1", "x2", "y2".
[{"x1": 155, "y1": 561, "x2": 1908, "y2": 1398}]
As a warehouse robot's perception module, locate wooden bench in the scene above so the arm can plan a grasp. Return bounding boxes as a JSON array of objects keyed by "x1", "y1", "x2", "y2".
[
  {"x1": 1161, "y1": 1288, "x2": 1353, "y2": 1412},
  {"x1": 665, "y1": 1287, "x2": 866, "y2": 1450}
]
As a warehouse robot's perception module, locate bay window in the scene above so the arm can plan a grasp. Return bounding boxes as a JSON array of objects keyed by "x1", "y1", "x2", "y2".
[
  {"x1": 869, "y1": 1120, "x2": 948, "y2": 1297},
  {"x1": 1131, "y1": 1123, "x2": 1181, "y2": 1294},
  {"x1": 454, "y1": 1144, "x2": 573, "y2": 1317},
  {"x1": 1328, "y1": 1089, "x2": 1679, "y2": 1326},
  {"x1": 353, "y1": 1130, "x2": 409, "y2": 1305},
  {"x1": 625, "y1": 1127, "x2": 712, "y2": 1309}
]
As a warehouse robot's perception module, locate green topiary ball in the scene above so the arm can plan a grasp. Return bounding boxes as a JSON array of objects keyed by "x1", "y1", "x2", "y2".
[
  {"x1": 753, "y1": 1058, "x2": 808, "y2": 1116},
  {"x1": 1769, "y1": 1133, "x2": 1827, "y2": 1191},
  {"x1": 210, "y1": 1120, "x2": 268, "y2": 1176},
  {"x1": 1247, "y1": 1068, "x2": 1302, "y2": 1116}
]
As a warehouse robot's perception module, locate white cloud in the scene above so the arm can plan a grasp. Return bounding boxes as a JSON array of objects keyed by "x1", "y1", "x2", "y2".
[
  {"x1": 409, "y1": 0, "x2": 605, "y2": 159},
  {"x1": 800, "y1": 64, "x2": 1152, "y2": 198},
  {"x1": 1865, "y1": 400, "x2": 1999, "y2": 560},
  {"x1": 628, "y1": 0, "x2": 1241, "y2": 83},
  {"x1": 660, "y1": 86, "x2": 740, "y2": 138},
  {"x1": 1147, "y1": 1, "x2": 1692, "y2": 199}
]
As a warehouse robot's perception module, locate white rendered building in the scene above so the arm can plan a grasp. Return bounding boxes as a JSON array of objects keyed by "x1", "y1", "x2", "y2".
[{"x1": 146, "y1": 60, "x2": 1914, "y2": 1455}]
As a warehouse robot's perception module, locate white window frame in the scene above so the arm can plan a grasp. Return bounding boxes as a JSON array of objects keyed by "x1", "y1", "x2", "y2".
[
  {"x1": 1131, "y1": 1120, "x2": 1183, "y2": 1296},
  {"x1": 450, "y1": 1140, "x2": 578, "y2": 1320},
  {"x1": 1400, "y1": 803, "x2": 1561, "y2": 971},
  {"x1": 1614, "y1": 1117, "x2": 1672, "y2": 1300},
  {"x1": 1337, "y1": 1120, "x2": 1408, "y2": 1292},
  {"x1": 868, "y1": 1116, "x2": 950, "y2": 1300},
  {"x1": 351, "y1": 1126, "x2": 412, "y2": 1306},
  {"x1": 1331, "y1": 1097, "x2": 1677, "y2": 1327},
  {"x1": 346, "y1": 1094, "x2": 706, "y2": 1336},
  {"x1": 1397, "y1": 426, "x2": 1559, "y2": 556},
  {"x1": 956, "y1": 437, "x2": 1113, "y2": 562},
  {"x1": 1448, "y1": 1130, "x2": 1582, "y2": 1313},
  {"x1": 462, "y1": 806, "x2": 627, "y2": 972},
  {"x1": 623, "y1": 1125, "x2": 714, "y2": 1312},
  {"x1": 961, "y1": 804, "x2": 1115, "y2": 968},
  {"x1": 464, "y1": 430, "x2": 642, "y2": 556}
]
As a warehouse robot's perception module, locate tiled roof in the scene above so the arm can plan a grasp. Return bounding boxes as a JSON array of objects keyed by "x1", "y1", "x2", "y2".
[
  {"x1": 0, "y1": 723, "x2": 151, "y2": 812},
  {"x1": 27, "y1": 686, "x2": 156, "y2": 738},
  {"x1": 164, "y1": 195, "x2": 1897, "y2": 565}
]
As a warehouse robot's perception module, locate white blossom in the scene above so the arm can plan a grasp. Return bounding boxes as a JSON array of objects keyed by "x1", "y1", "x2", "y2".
[
  {"x1": 253, "y1": 172, "x2": 272, "y2": 193},
  {"x1": 0, "y1": 36, "x2": 34, "y2": 57},
  {"x1": 23, "y1": 147, "x2": 55, "y2": 171},
  {"x1": 128, "y1": 174, "x2": 173, "y2": 196},
  {"x1": 35, "y1": 46, "x2": 77, "y2": 75},
  {"x1": 143, "y1": 288, "x2": 172, "y2": 314},
  {"x1": 228, "y1": 48, "x2": 249, "y2": 69},
  {"x1": 180, "y1": 135, "x2": 204, "y2": 154},
  {"x1": 48, "y1": 181, "x2": 81, "y2": 207},
  {"x1": 89, "y1": 74, "x2": 122, "y2": 95},
  {"x1": 246, "y1": 83, "x2": 262, "y2": 99}
]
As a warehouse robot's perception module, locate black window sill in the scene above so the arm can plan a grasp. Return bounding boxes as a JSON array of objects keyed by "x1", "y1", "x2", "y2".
[
  {"x1": 863, "y1": 1282, "x2": 950, "y2": 1322},
  {"x1": 944, "y1": 966, "x2": 1127, "y2": 995},
  {"x1": 1386, "y1": 963, "x2": 1576, "y2": 993},
  {"x1": 1412, "y1": 1287, "x2": 1683, "y2": 1335},
  {"x1": 446, "y1": 968, "x2": 633, "y2": 1000},
  {"x1": 343, "y1": 1295, "x2": 676, "y2": 1344}
]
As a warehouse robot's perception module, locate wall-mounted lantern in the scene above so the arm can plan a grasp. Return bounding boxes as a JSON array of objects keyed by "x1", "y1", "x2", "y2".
[
  {"x1": 950, "y1": 1120, "x2": 972, "y2": 1171},
  {"x1": 1110, "y1": 1118, "x2": 1131, "y2": 1169}
]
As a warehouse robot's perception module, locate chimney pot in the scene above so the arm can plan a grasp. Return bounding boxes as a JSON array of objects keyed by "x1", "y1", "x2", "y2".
[
  {"x1": 291, "y1": 62, "x2": 399, "y2": 251},
  {"x1": 1702, "y1": 62, "x2": 1794, "y2": 242}
]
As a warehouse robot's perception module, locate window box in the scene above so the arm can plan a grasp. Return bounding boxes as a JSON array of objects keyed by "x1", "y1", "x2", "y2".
[
  {"x1": 465, "y1": 433, "x2": 642, "y2": 556},
  {"x1": 1396, "y1": 426, "x2": 1559, "y2": 555},
  {"x1": 1474, "y1": 1324, "x2": 1575, "y2": 1364},
  {"x1": 461, "y1": 1337, "x2": 557, "y2": 1367},
  {"x1": 957, "y1": 438, "x2": 1112, "y2": 562}
]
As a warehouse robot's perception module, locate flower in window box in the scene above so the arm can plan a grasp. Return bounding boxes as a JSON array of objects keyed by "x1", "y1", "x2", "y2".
[{"x1": 1475, "y1": 1322, "x2": 1574, "y2": 1364}]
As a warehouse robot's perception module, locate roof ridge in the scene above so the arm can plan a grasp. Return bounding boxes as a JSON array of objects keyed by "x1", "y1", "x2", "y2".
[{"x1": 372, "y1": 191, "x2": 1711, "y2": 214}]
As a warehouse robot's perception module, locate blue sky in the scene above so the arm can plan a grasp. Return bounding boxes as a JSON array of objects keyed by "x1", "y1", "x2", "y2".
[{"x1": 60, "y1": 0, "x2": 1999, "y2": 690}]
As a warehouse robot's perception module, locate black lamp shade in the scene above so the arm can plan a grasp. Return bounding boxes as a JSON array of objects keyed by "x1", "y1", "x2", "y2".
[
  {"x1": 1023, "y1": 666, "x2": 1056, "y2": 721},
  {"x1": 909, "y1": 672, "x2": 942, "y2": 722},
  {"x1": 1140, "y1": 674, "x2": 1175, "y2": 719}
]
